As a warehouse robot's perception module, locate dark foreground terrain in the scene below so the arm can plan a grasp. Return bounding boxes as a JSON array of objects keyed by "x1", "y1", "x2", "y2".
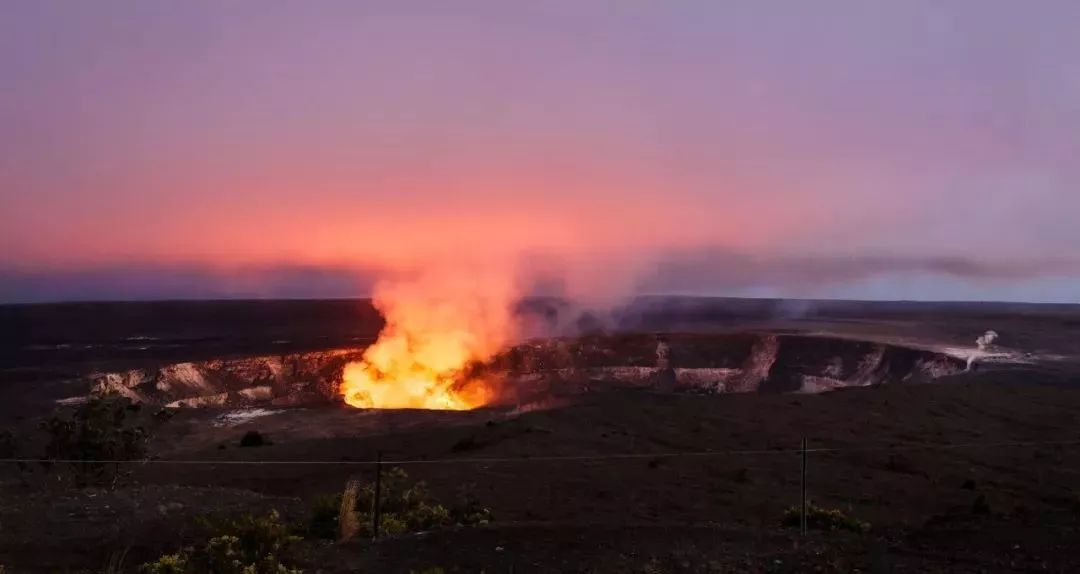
[{"x1": 2, "y1": 298, "x2": 1080, "y2": 572}]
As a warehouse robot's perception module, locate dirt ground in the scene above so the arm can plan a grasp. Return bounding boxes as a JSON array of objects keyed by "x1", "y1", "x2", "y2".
[{"x1": 3, "y1": 379, "x2": 1080, "y2": 572}]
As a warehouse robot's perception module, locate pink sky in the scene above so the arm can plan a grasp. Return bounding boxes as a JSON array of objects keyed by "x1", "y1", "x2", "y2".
[{"x1": 2, "y1": 1, "x2": 1079, "y2": 302}]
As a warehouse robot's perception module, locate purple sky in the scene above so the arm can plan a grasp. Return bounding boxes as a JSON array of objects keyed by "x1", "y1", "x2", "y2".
[{"x1": 2, "y1": 1, "x2": 1079, "y2": 303}]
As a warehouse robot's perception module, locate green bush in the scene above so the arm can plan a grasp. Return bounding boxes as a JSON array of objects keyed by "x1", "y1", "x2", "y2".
[
  {"x1": 449, "y1": 484, "x2": 493, "y2": 526},
  {"x1": 40, "y1": 397, "x2": 148, "y2": 485},
  {"x1": 141, "y1": 510, "x2": 302, "y2": 574},
  {"x1": 354, "y1": 467, "x2": 452, "y2": 537},
  {"x1": 307, "y1": 468, "x2": 494, "y2": 540},
  {"x1": 140, "y1": 553, "x2": 188, "y2": 574},
  {"x1": 782, "y1": 502, "x2": 869, "y2": 533},
  {"x1": 303, "y1": 494, "x2": 343, "y2": 540}
]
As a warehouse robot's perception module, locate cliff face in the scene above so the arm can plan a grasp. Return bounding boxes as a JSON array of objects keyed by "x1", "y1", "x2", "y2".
[
  {"x1": 89, "y1": 348, "x2": 363, "y2": 407},
  {"x1": 495, "y1": 333, "x2": 966, "y2": 403},
  {"x1": 84, "y1": 333, "x2": 967, "y2": 408}
]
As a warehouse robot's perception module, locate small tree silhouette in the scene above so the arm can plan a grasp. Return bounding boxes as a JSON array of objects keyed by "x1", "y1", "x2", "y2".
[{"x1": 40, "y1": 397, "x2": 148, "y2": 485}]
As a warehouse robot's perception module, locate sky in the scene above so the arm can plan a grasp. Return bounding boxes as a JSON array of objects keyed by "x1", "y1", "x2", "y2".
[{"x1": 2, "y1": 1, "x2": 1079, "y2": 303}]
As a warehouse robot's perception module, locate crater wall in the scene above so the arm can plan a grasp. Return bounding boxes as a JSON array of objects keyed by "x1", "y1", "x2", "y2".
[{"x1": 82, "y1": 333, "x2": 967, "y2": 408}]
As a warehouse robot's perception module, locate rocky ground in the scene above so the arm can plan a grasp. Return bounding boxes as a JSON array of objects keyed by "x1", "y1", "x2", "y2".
[{"x1": 3, "y1": 380, "x2": 1080, "y2": 572}]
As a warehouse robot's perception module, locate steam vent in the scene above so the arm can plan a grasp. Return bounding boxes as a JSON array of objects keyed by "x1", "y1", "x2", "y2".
[{"x1": 86, "y1": 333, "x2": 964, "y2": 409}]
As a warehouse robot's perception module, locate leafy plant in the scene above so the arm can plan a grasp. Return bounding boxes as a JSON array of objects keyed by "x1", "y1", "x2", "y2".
[
  {"x1": 303, "y1": 493, "x2": 343, "y2": 540},
  {"x1": 782, "y1": 502, "x2": 869, "y2": 533},
  {"x1": 141, "y1": 510, "x2": 303, "y2": 574},
  {"x1": 307, "y1": 468, "x2": 494, "y2": 540},
  {"x1": 449, "y1": 483, "x2": 493, "y2": 526},
  {"x1": 140, "y1": 553, "x2": 189, "y2": 574}
]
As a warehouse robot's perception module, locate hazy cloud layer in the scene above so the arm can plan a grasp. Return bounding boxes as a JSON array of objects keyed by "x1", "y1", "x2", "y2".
[{"x1": 3, "y1": 254, "x2": 1077, "y2": 304}]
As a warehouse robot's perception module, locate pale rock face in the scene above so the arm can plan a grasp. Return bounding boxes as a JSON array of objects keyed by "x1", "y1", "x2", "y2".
[
  {"x1": 673, "y1": 368, "x2": 740, "y2": 392},
  {"x1": 729, "y1": 335, "x2": 779, "y2": 393},
  {"x1": 799, "y1": 376, "x2": 849, "y2": 393},
  {"x1": 156, "y1": 363, "x2": 210, "y2": 394},
  {"x1": 87, "y1": 348, "x2": 364, "y2": 408},
  {"x1": 91, "y1": 370, "x2": 151, "y2": 402}
]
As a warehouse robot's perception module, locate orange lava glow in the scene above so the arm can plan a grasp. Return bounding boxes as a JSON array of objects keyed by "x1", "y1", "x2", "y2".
[{"x1": 340, "y1": 266, "x2": 515, "y2": 410}]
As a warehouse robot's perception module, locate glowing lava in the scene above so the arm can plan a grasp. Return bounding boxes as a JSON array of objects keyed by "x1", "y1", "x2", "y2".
[{"x1": 340, "y1": 266, "x2": 515, "y2": 410}]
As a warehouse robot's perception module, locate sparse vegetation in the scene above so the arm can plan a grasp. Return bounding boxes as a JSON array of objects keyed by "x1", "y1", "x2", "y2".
[
  {"x1": 141, "y1": 510, "x2": 302, "y2": 574},
  {"x1": 40, "y1": 397, "x2": 148, "y2": 485},
  {"x1": 449, "y1": 483, "x2": 494, "y2": 526},
  {"x1": 303, "y1": 469, "x2": 492, "y2": 540},
  {"x1": 303, "y1": 493, "x2": 344, "y2": 540},
  {"x1": 782, "y1": 503, "x2": 869, "y2": 533},
  {"x1": 357, "y1": 467, "x2": 450, "y2": 537}
]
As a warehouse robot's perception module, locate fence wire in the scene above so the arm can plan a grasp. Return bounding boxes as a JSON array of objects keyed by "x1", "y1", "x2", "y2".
[{"x1": 2, "y1": 437, "x2": 1079, "y2": 466}]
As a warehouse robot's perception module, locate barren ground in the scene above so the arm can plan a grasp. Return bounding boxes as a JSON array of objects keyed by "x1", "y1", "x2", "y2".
[{"x1": 2, "y1": 298, "x2": 1080, "y2": 572}]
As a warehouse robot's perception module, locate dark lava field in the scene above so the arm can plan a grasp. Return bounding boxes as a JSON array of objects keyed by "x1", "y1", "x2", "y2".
[{"x1": 2, "y1": 297, "x2": 1080, "y2": 572}]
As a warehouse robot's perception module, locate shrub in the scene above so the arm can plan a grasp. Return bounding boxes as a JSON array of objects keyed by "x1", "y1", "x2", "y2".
[
  {"x1": 40, "y1": 397, "x2": 148, "y2": 485},
  {"x1": 301, "y1": 479, "x2": 363, "y2": 542},
  {"x1": 141, "y1": 510, "x2": 302, "y2": 574},
  {"x1": 354, "y1": 467, "x2": 452, "y2": 537},
  {"x1": 304, "y1": 493, "x2": 343, "y2": 540},
  {"x1": 782, "y1": 502, "x2": 869, "y2": 533},
  {"x1": 239, "y1": 431, "x2": 267, "y2": 447},
  {"x1": 139, "y1": 553, "x2": 188, "y2": 574},
  {"x1": 312, "y1": 468, "x2": 494, "y2": 540},
  {"x1": 450, "y1": 484, "x2": 493, "y2": 526}
]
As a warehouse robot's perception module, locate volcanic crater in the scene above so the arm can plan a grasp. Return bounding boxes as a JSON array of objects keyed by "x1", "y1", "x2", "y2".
[{"x1": 86, "y1": 332, "x2": 967, "y2": 409}]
